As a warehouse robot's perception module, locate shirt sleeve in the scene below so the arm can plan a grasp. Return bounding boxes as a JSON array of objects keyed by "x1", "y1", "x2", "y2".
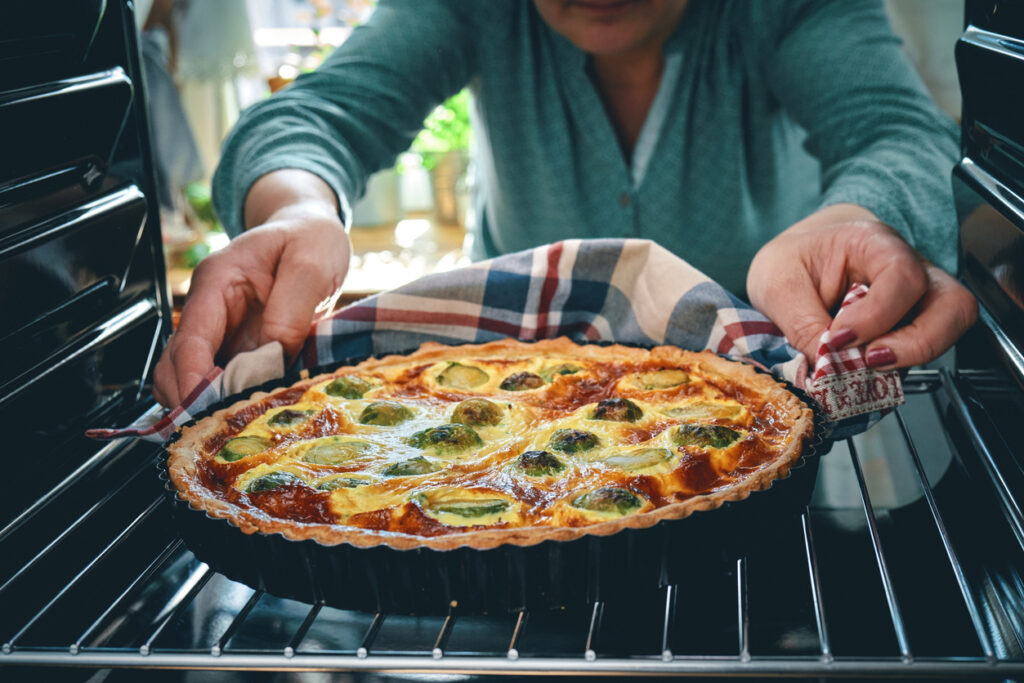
[
  {"x1": 759, "y1": 0, "x2": 961, "y2": 274},
  {"x1": 211, "y1": 0, "x2": 478, "y2": 236}
]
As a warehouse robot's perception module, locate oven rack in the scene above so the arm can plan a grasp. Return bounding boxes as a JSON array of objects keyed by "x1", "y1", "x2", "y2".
[{"x1": 1, "y1": 369, "x2": 1023, "y2": 678}]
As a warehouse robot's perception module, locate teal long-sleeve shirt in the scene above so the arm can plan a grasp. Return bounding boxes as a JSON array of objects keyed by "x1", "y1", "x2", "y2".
[{"x1": 212, "y1": 0, "x2": 960, "y2": 297}]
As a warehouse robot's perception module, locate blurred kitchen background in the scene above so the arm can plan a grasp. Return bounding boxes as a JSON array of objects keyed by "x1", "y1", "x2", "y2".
[{"x1": 142, "y1": 0, "x2": 964, "y2": 310}]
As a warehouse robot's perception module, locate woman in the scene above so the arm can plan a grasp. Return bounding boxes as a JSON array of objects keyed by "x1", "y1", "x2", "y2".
[{"x1": 155, "y1": 0, "x2": 976, "y2": 406}]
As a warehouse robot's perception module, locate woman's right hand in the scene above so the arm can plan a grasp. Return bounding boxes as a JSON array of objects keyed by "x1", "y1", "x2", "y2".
[{"x1": 154, "y1": 171, "x2": 350, "y2": 407}]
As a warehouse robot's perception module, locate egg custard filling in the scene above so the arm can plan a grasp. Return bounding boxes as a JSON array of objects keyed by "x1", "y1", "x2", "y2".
[{"x1": 166, "y1": 338, "x2": 813, "y2": 550}]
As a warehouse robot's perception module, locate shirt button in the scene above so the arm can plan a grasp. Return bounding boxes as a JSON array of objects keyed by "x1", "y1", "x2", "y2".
[{"x1": 618, "y1": 192, "x2": 631, "y2": 208}]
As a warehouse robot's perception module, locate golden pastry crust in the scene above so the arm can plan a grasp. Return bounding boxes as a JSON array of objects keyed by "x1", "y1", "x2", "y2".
[{"x1": 166, "y1": 337, "x2": 813, "y2": 551}]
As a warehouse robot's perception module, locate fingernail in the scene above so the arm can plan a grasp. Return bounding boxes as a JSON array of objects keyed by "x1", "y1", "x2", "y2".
[
  {"x1": 866, "y1": 347, "x2": 897, "y2": 368},
  {"x1": 828, "y1": 327, "x2": 857, "y2": 348}
]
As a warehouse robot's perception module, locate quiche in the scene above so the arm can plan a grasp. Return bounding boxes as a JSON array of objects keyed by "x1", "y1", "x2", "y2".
[{"x1": 166, "y1": 338, "x2": 814, "y2": 551}]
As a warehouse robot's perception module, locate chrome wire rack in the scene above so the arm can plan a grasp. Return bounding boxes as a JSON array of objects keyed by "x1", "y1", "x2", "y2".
[{"x1": 2, "y1": 368, "x2": 1023, "y2": 679}]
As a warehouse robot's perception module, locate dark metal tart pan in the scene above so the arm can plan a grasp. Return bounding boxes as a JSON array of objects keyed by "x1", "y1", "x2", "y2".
[{"x1": 158, "y1": 347, "x2": 830, "y2": 615}]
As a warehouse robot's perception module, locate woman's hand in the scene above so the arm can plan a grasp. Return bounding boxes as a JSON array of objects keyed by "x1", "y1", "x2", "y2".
[
  {"x1": 747, "y1": 204, "x2": 977, "y2": 368},
  {"x1": 153, "y1": 171, "x2": 350, "y2": 407}
]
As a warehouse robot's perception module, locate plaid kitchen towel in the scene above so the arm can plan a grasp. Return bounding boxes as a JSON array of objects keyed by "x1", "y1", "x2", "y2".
[
  {"x1": 808, "y1": 283, "x2": 904, "y2": 428},
  {"x1": 88, "y1": 238, "x2": 901, "y2": 442}
]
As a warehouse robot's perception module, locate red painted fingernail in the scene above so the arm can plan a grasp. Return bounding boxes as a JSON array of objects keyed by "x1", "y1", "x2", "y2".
[
  {"x1": 829, "y1": 327, "x2": 857, "y2": 348},
  {"x1": 866, "y1": 347, "x2": 897, "y2": 368}
]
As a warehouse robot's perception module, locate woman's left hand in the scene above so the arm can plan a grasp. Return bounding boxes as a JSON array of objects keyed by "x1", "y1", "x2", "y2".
[{"x1": 746, "y1": 204, "x2": 978, "y2": 369}]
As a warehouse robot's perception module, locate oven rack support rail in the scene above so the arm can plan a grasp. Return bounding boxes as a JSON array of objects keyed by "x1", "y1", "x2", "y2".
[{"x1": 1, "y1": 369, "x2": 1023, "y2": 677}]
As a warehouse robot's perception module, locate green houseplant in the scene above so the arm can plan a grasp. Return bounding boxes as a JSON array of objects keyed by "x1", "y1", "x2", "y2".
[{"x1": 411, "y1": 89, "x2": 472, "y2": 225}]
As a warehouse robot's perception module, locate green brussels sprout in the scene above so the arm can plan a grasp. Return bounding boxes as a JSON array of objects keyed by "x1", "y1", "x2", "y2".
[
  {"x1": 408, "y1": 423, "x2": 482, "y2": 455},
  {"x1": 436, "y1": 362, "x2": 489, "y2": 389},
  {"x1": 301, "y1": 437, "x2": 372, "y2": 465},
  {"x1": 499, "y1": 371, "x2": 545, "y2": 391},
  {"x1": 549, "y1": 428, "x2": 599, "y2": 453},
  {"x1": 414, "y1": 494, "x2": 510, "y2": 518},
  {"x1": 672, "y1": 423, "x2": 742, "y2": 449},
  {"x1": 383, "y1": 456, "x2": 441, "y2": 476},
  {"x1": 359, "y1": 401, "x2": 413, "y2": 426},
  {"x1": 573, "y1": 486, "x2": 643, "y2": 514},
  {"x1": 435, "y1": 500, "x2": 508, "y2": 517},
  {"x1": 636, "y1": 369, "x2": 689, "y2": 389},
  {"x1": 603, "y1": 447, "x2": 673, "y2": 472},
  {"x1": 540, "y1": 363, "x2": 582, "y2": 381},
  {"x1": 316, "y1": 475, "x2": 369, "y2": 491},
  {"x1": 451, "y1": 398, "x2": 504, "y2": 427},
  {"x1": 663, "y1": 401, "x2": 743, "y2": 421},
  {"x1": 267, "y1": 408, "x2": 314, "y2": 427},
  {"x1": 590, "y1": 397, "x2": 643, "y2": 422},
  {"x1": 517, "y1": 450, "x2": 565, "y2": 476},
  {"x1": 324, "y1": 375, "x2": 373, "y2": 399},
  {"x1": 217, "y1": 436, "x2": 272, "y2": 462},
  {"x1": 246, "y1": 471, "x2": 303, "y2": 492}
]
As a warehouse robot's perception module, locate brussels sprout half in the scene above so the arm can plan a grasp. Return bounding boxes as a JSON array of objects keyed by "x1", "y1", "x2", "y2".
[
  {"x1": 408, "y1": 423, "x2": 482, "y2": 455},
  {"x1": 246, "y1": 470, "x2": 303, "y2": 493},
  {"x1": 672, "y1": 423, "x2": 742, "y2": 449},
  {"x1": 413, "y1": 494, "x2": 510, "y2": 519},
  {"x1": 549, "y1": 428, "x2": 599, "y2": 453},
  {"x1": 301, "y1": 437, "x2": 372, "y2": 465},
  {"x1": 217, "y1": 436, "x2": 272, "y2": 462},
  {"x1": 324, "y1": 375, "x2": 373, "y2": 399},
  {"x1": 539, "y1": 363, "x2": 582, "y2": 381},
  {"x1": 316, "y1": 475, "x2": 369, "y2": 491},
  {"x1": 451, "y1": 398, "x2": 503, "y2": 427},
  {"x1": 590, "y1": 397, "x2": 643, "y2": 422},
  {"x1": 517, "y1": 450, "x2": 565, "y2": 476},
  {"x1": 436, "y1": 362, "x2": 489, "y2": 389},
  {"x1": 267, "y1": 408, "x2": 314, "y2": 427},
  {"x1": 603, "y1": 447, "x2": 673, "y2": 472},
  {"x1": 383, "y1": 456, "x2": 441, "y2": 477},
  {"x1": 635, "y1": 368, "x2": 689, "y2": 390},
  {"x1": 573, "y1": 486, "x2": 643, "y2": 515},
  {"x1": 663, "y1": 401, "x2": 743, "y2": 421},
  {"x1": 500, "y1": 371, "x2": 545, "y2": 391},
  {"x1": 359, "y1": 401, "x2": 413, "y2": 426}
]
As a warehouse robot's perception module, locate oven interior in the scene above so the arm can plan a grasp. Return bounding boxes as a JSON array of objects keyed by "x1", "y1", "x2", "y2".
[{"x1": 2, "y1": 0, "x2": 1024, "y2": 679}]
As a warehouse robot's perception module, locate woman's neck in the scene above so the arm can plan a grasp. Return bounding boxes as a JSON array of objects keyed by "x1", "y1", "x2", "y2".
[{"x1": 590, "y1": 46, "x2": 666, "y2": 159}]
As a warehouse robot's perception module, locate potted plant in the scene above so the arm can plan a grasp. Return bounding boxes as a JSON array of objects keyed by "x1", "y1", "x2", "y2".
[{"x1": 411, "y1": 88, "x2": 472, "y2": 226}]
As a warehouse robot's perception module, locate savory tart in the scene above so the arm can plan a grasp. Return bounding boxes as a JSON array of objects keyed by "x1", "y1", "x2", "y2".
[{"x1": 166, "y1": 338, "x2": 813, "y2": 550}]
